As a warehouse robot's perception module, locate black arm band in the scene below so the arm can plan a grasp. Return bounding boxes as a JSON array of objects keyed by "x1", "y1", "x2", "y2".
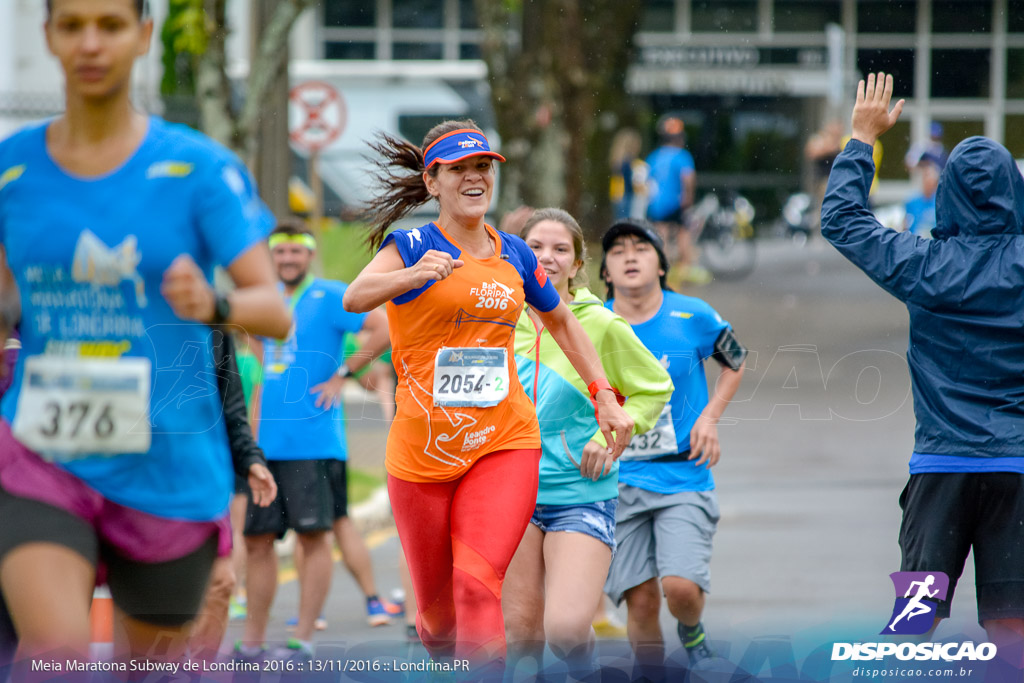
[{"x1": 711, "y1": 328, "x2": 747, "y2": 371}]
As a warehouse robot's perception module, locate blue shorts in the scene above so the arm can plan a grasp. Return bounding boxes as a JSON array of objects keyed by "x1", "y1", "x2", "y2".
[{"x1": 529, "y1": 498, "x2": 618, "y2": 551}]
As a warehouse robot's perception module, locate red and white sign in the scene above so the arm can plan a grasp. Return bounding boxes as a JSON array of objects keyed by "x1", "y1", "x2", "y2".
[{"x1": 288, "y1": 81, "x2": 347, "y2": 152}]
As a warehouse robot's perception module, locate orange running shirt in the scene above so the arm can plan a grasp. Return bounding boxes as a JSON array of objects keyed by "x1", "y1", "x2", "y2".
[{"x1": 381, "y1": 222, "x2": 561, "y2": 482}]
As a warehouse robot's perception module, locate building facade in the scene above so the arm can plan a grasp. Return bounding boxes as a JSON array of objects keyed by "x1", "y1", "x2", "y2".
[
  {"x1": 301, "y1": 0, "x2": 1024, "y2": 204},
  {"x1": 3, "y1": 1, "x2": 1021, "y2": 209}
]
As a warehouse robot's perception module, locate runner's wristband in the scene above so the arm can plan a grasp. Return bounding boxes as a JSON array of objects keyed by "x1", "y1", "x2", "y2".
[
  {"x1": 588, "y1": 379, "x2": 613, "y2": 399},
  {"x1": 336, "y1": 363, "x2": 352, "y2": 379}
]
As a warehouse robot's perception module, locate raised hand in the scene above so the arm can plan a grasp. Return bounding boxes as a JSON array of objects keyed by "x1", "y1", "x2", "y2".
[{"x1": 852, "y1": 72, "x2": 905, "y2": 147}]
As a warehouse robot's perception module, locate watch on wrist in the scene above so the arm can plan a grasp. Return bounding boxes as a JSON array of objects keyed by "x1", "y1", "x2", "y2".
[
  {"x1": 211, "y1": 293, "x2": 231, "y2": 325},
  {"x1": 335, "y1": 363, "x2": 352, "y2": 379}
]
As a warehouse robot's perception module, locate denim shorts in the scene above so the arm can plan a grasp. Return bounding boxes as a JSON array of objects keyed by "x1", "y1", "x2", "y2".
[{"x1": 529, "y1": 498, "x2": 618, "y2": 552}]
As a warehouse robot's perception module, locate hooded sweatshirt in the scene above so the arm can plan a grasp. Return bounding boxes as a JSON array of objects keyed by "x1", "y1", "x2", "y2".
[
  {"x1": 822, "y1": 137, "x2": 1024, "y2": 472},
  {"x1": 514, "y1": 287, "x2": 673, "y2": 504}
]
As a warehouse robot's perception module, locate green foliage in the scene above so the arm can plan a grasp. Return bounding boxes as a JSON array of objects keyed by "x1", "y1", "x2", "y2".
[
  {"x1": 160, "y1": 0, "x2": 206, "y2": 96},
  {"x1": 317, "y1": 220, "x2": 378, "y2": 284},
  {"x1": 348, "y1": 466, "x2": 386, "y2": 504}
]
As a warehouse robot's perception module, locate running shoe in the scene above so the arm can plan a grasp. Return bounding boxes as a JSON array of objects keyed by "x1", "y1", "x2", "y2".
[
  {"x1": 266, "y1": 638, "x2": 313, "y2": 664},
  {"x1": 228, "y1": 597, "x2": 247, "y2": 621},
  {"x1": 232, "y1": 641, "x2": 266, "y2": 664},
  {"x1": 366, "y1": 597, "x2": 403, "y2": 626},
  {"x1": 592, "y1": 613, "x2": 628, "y2": 639},
  {"x1": 285, "y1": 614, "x2": 328, "y2": 631},
  {"x1": 677, "y1": 621, "x2": 716, "y2": 666}
]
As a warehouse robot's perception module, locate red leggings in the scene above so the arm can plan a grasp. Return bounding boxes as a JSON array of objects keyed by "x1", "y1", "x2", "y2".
[{"x1": 389, "y1": 448, "x2": 540, "y2": 665}]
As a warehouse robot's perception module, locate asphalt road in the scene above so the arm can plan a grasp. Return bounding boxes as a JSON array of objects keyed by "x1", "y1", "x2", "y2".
[{"x1": 223, "y1": 237, "x2": 988, "y2": 679}]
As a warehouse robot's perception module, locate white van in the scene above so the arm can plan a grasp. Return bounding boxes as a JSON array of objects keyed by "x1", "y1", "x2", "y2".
[{"x1": 287, "y1": 60, "x2": 498, "y2": 220}]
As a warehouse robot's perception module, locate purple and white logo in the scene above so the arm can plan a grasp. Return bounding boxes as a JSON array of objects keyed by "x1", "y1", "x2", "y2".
[{"x1": 881, "y1": 571, "x2": 949, "y2": 635}]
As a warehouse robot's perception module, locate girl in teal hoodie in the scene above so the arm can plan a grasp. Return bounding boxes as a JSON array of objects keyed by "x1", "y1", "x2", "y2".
[{"x1": 504, "y1": 208, "x2": 673, "y2": 677}]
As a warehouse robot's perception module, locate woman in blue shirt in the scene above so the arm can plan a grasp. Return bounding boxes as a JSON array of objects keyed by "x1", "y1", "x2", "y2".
[{"x1": 0, "y1": 0, "x2": 289, "y2": 667}]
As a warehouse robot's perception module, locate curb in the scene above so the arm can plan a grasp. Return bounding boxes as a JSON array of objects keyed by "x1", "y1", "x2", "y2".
[{"x1": 350, "y1": 485, "x2": 394, "y2": 534}]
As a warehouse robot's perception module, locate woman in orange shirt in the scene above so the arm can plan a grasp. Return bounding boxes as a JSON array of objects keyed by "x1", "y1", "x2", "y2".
[{"x1": 344, "y1": 121, "x2": 632, "y2": 675}]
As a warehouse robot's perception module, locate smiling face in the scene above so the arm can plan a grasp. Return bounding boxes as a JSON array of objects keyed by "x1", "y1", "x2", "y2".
[
  {"x1": 603, "y1": 234, "x2": 664, "y2": 296},
  {"x1": 271, "y1": 242, "x2": 315, "y2": 288},
  {"x1": 423, "y1": 154, "x2": 496, "y2": 228},
  {"x1": 45, "y1": 0, "x2": 152, "y2": 103},
  {"x1": 523, "y1": 219, "x2": 582, "y2": 299}
]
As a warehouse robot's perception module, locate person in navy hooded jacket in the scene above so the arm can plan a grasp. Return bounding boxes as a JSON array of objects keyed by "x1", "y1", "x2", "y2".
[{"x1": 822, "y1": 73, "x2": 1024, "y2": 650}]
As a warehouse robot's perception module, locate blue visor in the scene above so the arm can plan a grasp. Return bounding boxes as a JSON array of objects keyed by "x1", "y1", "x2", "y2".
[{"x1": 423, "y1": 129, "x2": 506, "y2": 168}]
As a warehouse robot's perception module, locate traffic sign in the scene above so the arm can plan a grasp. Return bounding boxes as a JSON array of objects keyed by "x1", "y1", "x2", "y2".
[{"x1": 288, "y1": 81, "x2": 347, "y2": 152}]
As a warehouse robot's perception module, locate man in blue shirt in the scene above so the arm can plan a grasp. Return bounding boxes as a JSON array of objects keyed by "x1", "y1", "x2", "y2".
[
  {"x1": 600, "y1": 220, "x2": 746, "y2": 674},
  {"x1": 238, "y1": 220, "x2": 393, "y2": 661},
  {"x1": 646, "y1": 115, "x2": 701, "y2": 283},
  {"x1": 902, "y1": 158, "x2": 939, "y2": 238}
]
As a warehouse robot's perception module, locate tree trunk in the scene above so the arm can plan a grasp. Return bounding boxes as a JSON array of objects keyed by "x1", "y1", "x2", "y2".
[
  {"x1": 195, "y1": 0, "x2": 313, "y2": 176},
  {"x1": 195, "y1": 0, "x2": 234, "y2": 148},
  {"x1": 475, "y1": 0, "x2": 644, "y2": 239},
  {"x1": 249, "y1": 0, "x2": 293, "y2": 218}
]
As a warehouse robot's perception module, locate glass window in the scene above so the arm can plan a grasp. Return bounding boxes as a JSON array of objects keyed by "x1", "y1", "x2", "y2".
[
  {"x1": 324, "y1": 42, "x2": 376, "y2": 60},
  {"x1": 1008, "y1": 50, "x2": 1024, "y2": 97},
  {"x1": 933, "y1": 0, "x2": 991, "y2": 33},
  {"x1": 393, "y1": 0, "x2": 444, "y2": 29},
  {"x1": 460, "y1": 43, "x2": 482, "y2": 60},
  {"x1": 876, "y1": 120, "x2": 911, "y2": 180},
  {"x1": 856, "y1": 49, "x2": 915, "y2": 98},
  {"x1": 773, "y1": 0, "x2": 841, "y2": 32},
  {"x1": 460, "y1": 0, "x2": 478, "y2": 29},
  {"x1": 1010, "y1": 0, "x2": 1024, "y2": 32},
  {"x1": 1005, "y1": 115, "x2": 1024, "y2": 158},
  {"x1": 324, "y1": 1, "x2": 375, "y2": 28},
  {"x1": 856, "y1": 0, "x2": 917, "y2": 33},
  {"x1": 931, "y1": 50, "x2": 990, "y2": 97},
  {"x1": 640, "y1": 0, "x2": 675, "y2": 32},
  {"x1": 393, "y1": 42, "x2": 444, "y2": 60},
  {"x1": 692, "y1": 0, "x2": 757, "y2": 32},
  {"x1": 937, "y1": 118, "x2": 985, "y2": 148}
]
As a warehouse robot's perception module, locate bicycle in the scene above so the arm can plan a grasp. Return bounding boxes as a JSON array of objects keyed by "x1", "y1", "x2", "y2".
[{"x1": 688, "y1": 192, "x2": 758, "y2": 281}]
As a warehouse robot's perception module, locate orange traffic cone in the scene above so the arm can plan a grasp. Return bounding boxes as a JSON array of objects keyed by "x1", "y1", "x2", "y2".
[{"x1": 88, "y1": 586, "x2": 113, "y2": 661}]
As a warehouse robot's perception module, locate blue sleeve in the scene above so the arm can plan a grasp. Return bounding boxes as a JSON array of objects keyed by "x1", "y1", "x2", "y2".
[
  {"x1": 503, "y1": 233, "x2": 560, "y2": 313},
  {"x1": 0, "y1": 140, "x2": 20, "y2": 245},
  {"x1": 332, "y1": 283, "x2": 368, "y2": 334},
  {"x1": 695, "y1": 303, "x2": 729, "y2": 359},
  {"x1": 194, "y1": 151, "x2": 275, "y2": 267},
  {"x1": 380, "y1": 227, "x2": 438, "y2": 305},
  {"x1": 380, "y1": 227, "x2": 431, "y2": 267},
  {"x1": 821, "y1": 139, "x2": 970, "y2": 308},
  {"x1": 677, "y1": 150, "x2": 695, "y2": 175}
]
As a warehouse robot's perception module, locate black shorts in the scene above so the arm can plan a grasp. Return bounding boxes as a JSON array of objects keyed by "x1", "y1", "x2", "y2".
[
  {"x1": 328, "y1": 459, "x2": 350, "y2": 519},
  {"x1": 0, "y1": 590, "x2": 14, "y2": 668},
  {"x1": 0, "y1": 486, "x2": 217, "y2": 627},
  {"x1": 898, "y1": 472, "x2": 1024, "y2": 622},
  {"x1": 244, "y1": 459, "x2": 348, "y2": 537},
  {"x1": 650, "y1": 209, "x2": 689, "y2": 229}
]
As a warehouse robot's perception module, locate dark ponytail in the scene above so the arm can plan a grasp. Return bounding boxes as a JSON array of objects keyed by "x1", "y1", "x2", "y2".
[{"x1": 362, "y1": 119, "x2": 483, "y2": 249}]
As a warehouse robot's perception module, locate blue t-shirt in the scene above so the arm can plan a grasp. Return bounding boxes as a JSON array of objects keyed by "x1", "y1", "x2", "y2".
[
  {"x1": 646, "y1": 145, "x2": 695, "y2": 222},
  {"x1": 904, "y1": 193, "x2": 936, "y2": 237},
  {"x1": 0, "y1": 116, "x2": 274, "y2": 521},
  {"x1": 257, "y1": 277, "x2": 366, "y2": 461},
  {"x1": 607, "y1": 290, "x2": 729, "y2": 494}
]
